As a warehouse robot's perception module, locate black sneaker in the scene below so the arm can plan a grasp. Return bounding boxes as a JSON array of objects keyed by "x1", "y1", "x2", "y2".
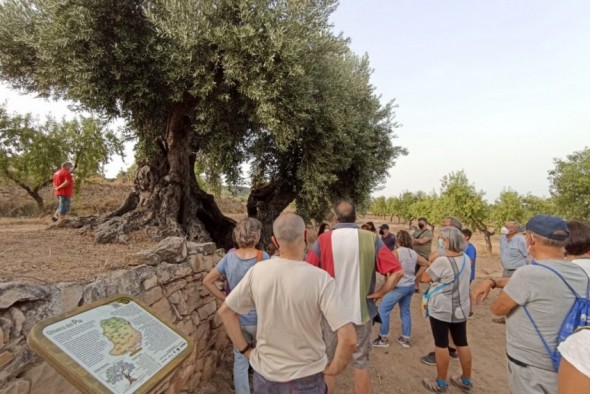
[{"x1": 421, "y1": 352, "x2": 436, "y2": 366}]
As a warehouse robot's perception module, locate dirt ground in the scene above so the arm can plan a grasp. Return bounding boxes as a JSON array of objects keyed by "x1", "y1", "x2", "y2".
[
  {"x1": 0, "y1": 218, "x2": 155, "y2": 283},
  {"x1": 0, "y1": 218, "x2": 511, "y2": 393}
]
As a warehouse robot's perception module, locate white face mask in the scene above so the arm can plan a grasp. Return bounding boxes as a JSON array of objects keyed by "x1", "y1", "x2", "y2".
[{"x1": 500, "y1": 226, "x2": 509, "y2": 235}]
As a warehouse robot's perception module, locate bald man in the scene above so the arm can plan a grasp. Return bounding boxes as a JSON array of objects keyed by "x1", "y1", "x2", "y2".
[
  {"x1": 218, "y1": 213, "x2": 356, "y2": 393},
  {"x1": 306, "y1": 200, "x2": 402, "y2": 394}
]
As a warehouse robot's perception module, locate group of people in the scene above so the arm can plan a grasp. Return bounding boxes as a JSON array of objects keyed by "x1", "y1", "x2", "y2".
[{"x1": 203, "y1": 201, "x2": 590, "y2": 394}]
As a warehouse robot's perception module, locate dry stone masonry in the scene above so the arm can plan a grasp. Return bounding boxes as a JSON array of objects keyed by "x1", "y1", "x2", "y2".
[{"x1": 0, "y1": 237, "x2": 227, "y2": 394}]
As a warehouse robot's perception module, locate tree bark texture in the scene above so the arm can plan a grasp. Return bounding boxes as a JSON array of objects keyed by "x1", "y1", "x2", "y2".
[
  {"x1": 247, "y1": 179, "x2": 298, "y2": 247},
  {"x1": 65, "y1": 101, "x2": 236, "y2": 249}
]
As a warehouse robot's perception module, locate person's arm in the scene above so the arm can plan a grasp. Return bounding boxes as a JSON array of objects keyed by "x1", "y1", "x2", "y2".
[
  {"x1": 324, "y1": 323, "x2": 356, "y2": 376},
  {"x1": 491, "y1": 291, "x2": 518, "y2": 316},
  {"x1": 415, "y1": 254, "x2": 428, "y2": 281},
  {"x1": 367, "y1": 270, "x2": 403, "y2": 299},
  {"x1": 217, "y1": 303, "x2": 252, "y2": 356},
  {"x1": 412, "y1": 236, "x2": 431, "y2": 246},
  {"x1": 518, "y1": 237, "x2": 528, "y2": 259},
  {"x1": 559, "y1": 358, "x2": 590, "y2": 394},
  {"x1": 369, "y1": 240, "x2": 403, "y2": 298},
  {"x1": 471, "y1": 278, "x2": 510, "y2": 304},
  {"x1": 203, "y1": 267, "x2": 226, "y2": 302},
  {"x1": 55, "y1": 179, "x2": 70, "y2": 190}
]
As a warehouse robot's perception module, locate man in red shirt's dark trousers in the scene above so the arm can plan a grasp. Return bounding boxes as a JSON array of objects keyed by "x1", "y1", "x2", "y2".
[{"x1": 52, "y1": 162, "x2": 74, "y2": 221}]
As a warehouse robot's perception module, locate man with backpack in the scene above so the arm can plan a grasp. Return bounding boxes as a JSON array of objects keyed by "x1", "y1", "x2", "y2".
[{"x1": 472, "y1": 215, "x2": 589, "y2": 393}]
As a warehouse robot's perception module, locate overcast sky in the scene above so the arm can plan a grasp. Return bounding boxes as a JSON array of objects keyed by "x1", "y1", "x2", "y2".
[
  {"x1": 331, "y1": 0, "x2": 590, "y2": 201},
  {"x1": 1, "y1": 1, "x2": 589, "y2": 202}
]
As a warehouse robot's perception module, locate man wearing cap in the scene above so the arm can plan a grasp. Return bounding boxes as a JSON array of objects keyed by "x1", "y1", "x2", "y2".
[
  {"x1": 379, "y1": 224, "x2": 396, "y2": 251},
  {"x1": 472, "y1": 215, "x2": 588, "y2": 393},
  {"x1": 52, "y1": 161, "x2": 74, "y2": 222},
  {"x1": 306, "y1": 200, "x2": 403, "y2": 394}
]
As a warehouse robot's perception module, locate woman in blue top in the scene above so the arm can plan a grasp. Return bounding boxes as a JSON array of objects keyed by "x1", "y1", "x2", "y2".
[{"x1": 203, "y1": 218, "x2": 270, "y2": 394}]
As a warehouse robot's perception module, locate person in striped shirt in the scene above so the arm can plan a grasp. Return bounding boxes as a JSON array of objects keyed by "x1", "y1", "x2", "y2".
[{"x1": 306, "y1": 200, "x2": 403, "y2": 394}]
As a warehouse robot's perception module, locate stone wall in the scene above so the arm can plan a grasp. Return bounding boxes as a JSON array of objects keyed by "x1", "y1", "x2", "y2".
[{"x1": 0, "y1": 237, "x2": 227, "y2": 394}]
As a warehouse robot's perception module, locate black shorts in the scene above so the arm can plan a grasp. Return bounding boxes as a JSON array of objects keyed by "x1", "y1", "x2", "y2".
[{"x1": 429, "y1": 316, "x2": 468, "y2": 348}]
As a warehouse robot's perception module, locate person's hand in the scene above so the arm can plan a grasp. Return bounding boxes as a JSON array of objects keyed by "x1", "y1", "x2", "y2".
[
  {"x1": 367, "y1": 291, "x2": 383, "y2": 300},
  {"x1": 244, "y1": 348, "x2": 253, "y2": 359},
  {"x1": 324, "y1": 361, "x2": 344, "y2": 376},
  {"x1": 472, "y1": 280, "x2": 493, "y2": 304}
]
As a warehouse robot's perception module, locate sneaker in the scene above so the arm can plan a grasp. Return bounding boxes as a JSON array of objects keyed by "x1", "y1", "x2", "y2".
[
  {"x1": 421, "y1": 352, "x2": 436, "y2": 366},
  {"x1": 51, "y1": 216, "x2": 58, "y2": 222},
  {"x1": 371, "y1": 336, "x2": 390, "y2": 348},
  {"x1": 422, "y1": 377, "x2": 449, "y2": 393},
  {"x1": 450, "y1": 375, "x2": 474, "y2": 393},
  {"x1": 396, "y1": 336, "x2": 411, "y2": 349},
  {"x1": 449, "y1": 348, "x2": 459, "y2": 360}
]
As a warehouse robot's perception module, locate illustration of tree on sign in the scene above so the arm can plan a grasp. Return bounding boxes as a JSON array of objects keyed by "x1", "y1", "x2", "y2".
[{"x1": 105, "y1": 361, "x2": 137, "y2": 386}]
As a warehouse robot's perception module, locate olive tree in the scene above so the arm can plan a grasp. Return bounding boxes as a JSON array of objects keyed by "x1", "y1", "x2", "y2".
[
  {"x1": 0, "y1": 105, "x2": 121, "y2": 211},
  {"x1": 0, "y1": 0, "x2": 404, "y2": 246}
]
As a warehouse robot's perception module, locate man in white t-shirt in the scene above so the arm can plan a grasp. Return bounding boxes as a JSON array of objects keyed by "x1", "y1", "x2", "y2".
[{"x1": 218, "y1": 213, "x2": 356, "y2": 393}]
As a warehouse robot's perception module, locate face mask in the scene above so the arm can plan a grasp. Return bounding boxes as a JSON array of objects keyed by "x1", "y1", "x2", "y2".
[
  {"x1": 500, "y1": 226, "x2": 509, "y2": 235},
  {"x1": 438, "y1": 239, "x2": 444, "y2": 248},
  {"x1": 418, "y1": 223, "x2": 425, "y2": 229}
]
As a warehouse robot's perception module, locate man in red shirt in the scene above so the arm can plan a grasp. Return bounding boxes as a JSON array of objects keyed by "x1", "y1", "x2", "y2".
[{"x1": 52, "y1": 161, "x2": 74, "y2": 221}]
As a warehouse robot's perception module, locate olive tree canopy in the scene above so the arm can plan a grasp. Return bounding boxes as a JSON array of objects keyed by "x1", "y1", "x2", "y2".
[{"x1": 0, "y1": 0, "x2": 405, "y2": 246}]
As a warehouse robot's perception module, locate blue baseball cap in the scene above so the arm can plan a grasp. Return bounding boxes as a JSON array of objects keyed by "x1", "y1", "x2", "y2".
[{"x1": 525, "y1": 215, "x2": 569, "y2": 241}]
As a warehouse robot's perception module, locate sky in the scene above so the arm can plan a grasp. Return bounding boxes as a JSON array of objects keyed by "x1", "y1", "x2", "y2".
[{"x1": 1, "y1": 1, "x2": 589, "y2": 201}]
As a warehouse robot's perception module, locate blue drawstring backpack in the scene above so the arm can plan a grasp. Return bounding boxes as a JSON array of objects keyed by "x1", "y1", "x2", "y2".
[{"x1": 523, "y1": 262, "x2": 590, "y2": 371}]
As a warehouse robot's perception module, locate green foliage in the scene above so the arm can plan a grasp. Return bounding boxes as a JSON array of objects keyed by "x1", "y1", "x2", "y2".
[
  {"x1": 371, "y1": 196, "x2": 388, "y2": 218},
  {"x1": 549, "y1": 147, "x2": 590, "y2": 221},
  {"x1": 408, "y1": 192, "x2": 441, "y2": 225},
  {"x1": 491, "y1": 188, "x2": 556, "y2": 227},
  {"x1": 0, "y1": 0, "x2": 405, "y2": 225},
  {"x1": 490, "y1": 189, "x2": 527, "y2": 227},
  {"x1": 0, "y1": 104, "x2": 122, "y2": 206},
  {"x1": 116, "y1": 163, "x2": 138, "y2": 183}
]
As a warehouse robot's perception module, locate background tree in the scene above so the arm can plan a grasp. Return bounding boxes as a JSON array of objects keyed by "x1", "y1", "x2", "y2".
[
  {"x1": 0, "y1": 105, "x2": 122, "y2": 211},
  {"x1": 371, "y1": 196, "x2": 388, "y2": 219},
  {"x1": 436, "y1": 171, "x2": 495, "y2": 252},
  {"x1": 549, "y1": 147, "x2": 590, "y2": 221},
  {"x1": 0, "y1": 0, "x2": 404, "y2": 247},
  {"x1": 408, "y1": 191, "x2": 440, "y2": 229},
  {"x1": 490, "y1": 188, "x2": 527, "y2": 228}
]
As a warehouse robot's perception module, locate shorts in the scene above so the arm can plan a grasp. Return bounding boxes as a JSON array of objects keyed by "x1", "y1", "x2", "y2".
[
  {"x1": 253, "y1": 371, "x2": 326, "y2": 394},
  {"x1": 507, "y1": 357, "x2": 557, "y2": 393},
  {"x1": 429, "y1": 316, "x2": 468, "y2": 348},
  {"x1": 57, "y1": 196, "x2": 71, "y2": 215},
  {"x1": 322, "y1": 318, "x2": 371, "y2": 369}
]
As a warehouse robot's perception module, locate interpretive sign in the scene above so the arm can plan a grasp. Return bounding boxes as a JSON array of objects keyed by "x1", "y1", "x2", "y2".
[{"x1": 28, "y1": 295, "x2": 193, "y2": 394}]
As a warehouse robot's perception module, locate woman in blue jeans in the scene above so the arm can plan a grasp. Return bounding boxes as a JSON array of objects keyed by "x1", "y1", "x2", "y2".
[
  {"x1": 203, "y1": 218, "x2": 270, "y2": 394},
  {"x1": 372, "y1": 230, "x2": 428, "y2": 348}
]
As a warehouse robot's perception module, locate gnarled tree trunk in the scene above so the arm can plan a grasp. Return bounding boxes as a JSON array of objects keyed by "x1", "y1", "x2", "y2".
[
  {"x1": 247, "y1": 179, "x2": 298, "y2": 247},
  {"x1": 67, "y1": 100, "x2": 236, "y2": 249}
]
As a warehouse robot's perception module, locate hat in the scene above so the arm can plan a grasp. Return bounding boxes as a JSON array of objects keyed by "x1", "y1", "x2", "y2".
[
  {"x1": 379, "y1": 224, "x2": 389, "y2": 230},
  {"x1": 525, "y1": 215, "x2": 569, "y2": 241}
]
